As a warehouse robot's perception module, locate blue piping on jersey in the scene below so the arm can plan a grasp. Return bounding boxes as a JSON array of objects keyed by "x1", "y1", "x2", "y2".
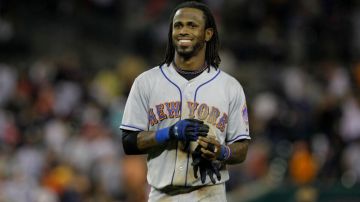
[
  {"x1": 160, "y1": 65, "x2": 183, "y2": 117},
  {"x1": 225, "y1": 134, "x2": 251, "y2": 143},
  {"x1": 160, "y1": 65, "x2": 183, "y2": 186},
  {"x1": 120, "y1": 124, "x2": 144, "y2": 131},
  {"x1": 172, "y1": 141, "x2": 179, "y2": 186},
  {"x1": 194, "y1": 70, "x2": 221, "y2": 102},
  {"x1": 184, "y1": 69, "x2": 221, "y2": 186},
  {"x1": 185, "y1": 149, "x2": 191, "y2": 187}
]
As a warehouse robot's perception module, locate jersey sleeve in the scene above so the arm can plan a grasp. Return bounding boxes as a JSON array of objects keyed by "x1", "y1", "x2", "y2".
[
  {"x1": 120, "y1": 75, "x2": 149, "y2": 131},
  {"x1": 225, "y1": 80, "x2": 250, "y2": 144}
]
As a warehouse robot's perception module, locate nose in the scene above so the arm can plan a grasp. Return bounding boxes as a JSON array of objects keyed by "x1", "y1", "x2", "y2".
[{"x1": 179, "y1": 27, "x2": 189, "y2": 35}]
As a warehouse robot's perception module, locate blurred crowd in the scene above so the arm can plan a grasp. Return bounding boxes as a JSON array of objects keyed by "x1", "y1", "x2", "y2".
[{"x1": 1, "y1": 0, "x2": 360, "y2": 202}]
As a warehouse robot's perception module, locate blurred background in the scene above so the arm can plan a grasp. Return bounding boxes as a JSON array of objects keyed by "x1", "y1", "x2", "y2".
[{"x1": 1, "y1": 0, "x2": 360, "y2": 201}]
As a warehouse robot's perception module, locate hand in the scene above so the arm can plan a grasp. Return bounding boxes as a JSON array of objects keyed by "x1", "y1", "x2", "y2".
[
  {"x1": 192, "y1": 145, "x2": 221, "y2": 184},
  {"x1": 197, "y1": 136, "x2": 231, "y2": 161},
  {"x1": 197, "y1": 136, "x2": 221, "y2": 160},
  {"x1": 155, "y1": 119, "x2": 209, "y2": 145},
  {"x1": 170, "y1": 119, "x2": 209, "y2": 142}
]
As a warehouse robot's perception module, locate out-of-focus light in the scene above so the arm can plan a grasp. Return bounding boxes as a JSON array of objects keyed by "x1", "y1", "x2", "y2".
[
  {"x1": 267, "y1": 157, "x2": 287, "y2": 186},
  {"x1": 341, "y1": 170, "x2": 357, "y2": 188}
]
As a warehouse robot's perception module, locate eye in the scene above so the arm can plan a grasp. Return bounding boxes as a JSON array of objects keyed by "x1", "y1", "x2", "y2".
[
  {"x1": 188, "y1": 22, "x2": 198, "y2": 29},
  {"x1": 173, "y1": 22, "x2": 182, "y2": 29}
]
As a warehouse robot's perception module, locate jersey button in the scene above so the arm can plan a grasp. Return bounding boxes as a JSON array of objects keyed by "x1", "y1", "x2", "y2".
[{"x1": 179, "y1": 166, "x2": 183, "y2": 170}]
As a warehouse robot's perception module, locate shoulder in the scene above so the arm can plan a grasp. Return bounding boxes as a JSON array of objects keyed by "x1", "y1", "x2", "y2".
[
  {"x1": 218, "y1": 70, "x2": 247, "y2": 103},
  {"x1": 218, "y1": 69, "x2": 244, "y2": 90},
  {"x1": 136, "y1": 66, "x2": 161, "y2": 79},
  {"x1": 134, "y1": 65, "x2": 162, "y2": 83}
]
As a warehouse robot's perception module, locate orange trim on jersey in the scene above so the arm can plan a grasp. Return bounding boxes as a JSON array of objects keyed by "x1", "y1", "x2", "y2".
[
  {"x1": 165, "y1": 101, "x2": 181, "y2": 118},
  {"x1": 148, "y1": 108, "x2": 159, "y2": 126},
  {"x1": 187, "y1": 101, "x2": 199, "y2": 118},
  {"x1": 156, "y1": 104, "x2": 168, "y2": 121},
  {"x1": 216, "y1": 113, "x2": 228, "y2": 132},
  {"x1": 197, "y1": 103, "x2": 209, "y2": 120},
  {"x1": 207, "y1": 106, "x2": 220, "y2": 125}
]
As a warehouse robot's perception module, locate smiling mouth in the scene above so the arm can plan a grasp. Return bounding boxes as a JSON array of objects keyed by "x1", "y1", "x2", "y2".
[{"x1": 178, "y1": 39, "x2": 192, "y2": 46}]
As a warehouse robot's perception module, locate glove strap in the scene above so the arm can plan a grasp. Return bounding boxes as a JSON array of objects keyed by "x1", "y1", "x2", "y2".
[
  {"x1": 217, "y1": 145, "x2": 231, "y2": 161},
  {"x1": 155, "y1": 127, "x2": 171, "y2": 143}
]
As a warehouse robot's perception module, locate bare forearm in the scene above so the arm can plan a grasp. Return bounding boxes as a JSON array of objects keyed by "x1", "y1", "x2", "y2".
[
  {"x1": 225, "y1": 140, "x2": 249, "y2": 164},
  {"x1": 126, "y1": 119, "x2": 209, "y2": 153},
  {"x1": 137, "y1": 131, "x2": 159, "y2": 151}
]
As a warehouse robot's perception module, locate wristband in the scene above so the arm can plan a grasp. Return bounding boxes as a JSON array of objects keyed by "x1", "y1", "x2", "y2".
[
  {"x1": 155, "y1": 127, "x2": 171, "y2": 143},
  {"x1": 217, "y1": 145, "x2": 231, "y2": 161}
]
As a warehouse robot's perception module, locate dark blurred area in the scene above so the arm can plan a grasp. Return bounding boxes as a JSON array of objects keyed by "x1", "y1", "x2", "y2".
[{"x1": 1, "y1": 0, "x2": 360, "y2": 202}]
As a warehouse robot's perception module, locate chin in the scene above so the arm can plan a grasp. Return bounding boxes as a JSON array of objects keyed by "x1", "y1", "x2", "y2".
[
  {"x1": 176, "y1": 48, "x2": 195, "y2": 58},
  {"x1": 178, "y1": 51, "x2": 194, "y2": 58}
]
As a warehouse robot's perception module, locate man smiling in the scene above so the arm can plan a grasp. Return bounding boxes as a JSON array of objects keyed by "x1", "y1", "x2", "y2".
[
  {"x1": 172, "y1": 7, "x2": 211, "y2": 60},
  {"x1": 120, "y1": 1, "x2": 250, "y2": 201}
]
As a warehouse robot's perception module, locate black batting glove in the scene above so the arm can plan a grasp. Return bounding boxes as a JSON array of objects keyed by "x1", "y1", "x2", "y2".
[{"x1": 192, "y1": 145, "x2": 222, "y2": 184}]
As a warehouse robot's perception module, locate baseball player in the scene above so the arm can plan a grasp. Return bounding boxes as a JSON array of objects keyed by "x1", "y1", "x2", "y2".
[{"x1": 120, "y1": 1, "x2": 250, "y2": 201}]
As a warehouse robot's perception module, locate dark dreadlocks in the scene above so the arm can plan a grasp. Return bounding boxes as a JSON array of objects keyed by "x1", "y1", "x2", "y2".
[{"x1": 160, "y1": 1, "x2": 221, "y2": 69}]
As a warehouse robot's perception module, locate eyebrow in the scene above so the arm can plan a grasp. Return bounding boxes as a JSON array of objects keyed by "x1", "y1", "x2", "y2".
[{"x1": 173, "y1": 20, "x2": 199, "y2": 25}]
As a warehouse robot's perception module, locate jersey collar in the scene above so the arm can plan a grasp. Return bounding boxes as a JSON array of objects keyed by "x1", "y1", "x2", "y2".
[{"x1": 164, "y1": 63, "x2": 220, "y2": 85}]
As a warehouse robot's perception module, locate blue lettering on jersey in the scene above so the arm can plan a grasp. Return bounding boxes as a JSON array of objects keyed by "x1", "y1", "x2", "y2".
[
  {"x1": 187, "y1": 101, "x2": 199, "y2": 118},
  {"x1": 148, "y1": 108, "x2": 159, "y2": 126},
  {"x1": 216, "y1": 113, "x2": 228, "y2": 132},
  {"x1": 208, "y1": 107, "x2": 220, "y2": 125},
  {"x1": 156, "y1": 104, "x2": 168, "y2": 121},
  {"x1": 165, "y1": 101, "x2": 181, "y2": 118},
  {"x1": 149, "y1": 101, "x2": 228, "y2": 132},
  {"x1": 197, "y1": 103, "x2": 209, "y2": 120}
]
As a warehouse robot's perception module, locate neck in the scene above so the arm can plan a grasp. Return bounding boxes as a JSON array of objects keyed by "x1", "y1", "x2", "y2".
[{"x1": 174, "y1": 48, "x2": 206, "y2": 71}]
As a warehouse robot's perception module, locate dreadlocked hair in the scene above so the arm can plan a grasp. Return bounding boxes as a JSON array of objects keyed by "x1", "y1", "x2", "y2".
[{"x1": 161, "y1": 1, "x2": 221, "y2": 69}]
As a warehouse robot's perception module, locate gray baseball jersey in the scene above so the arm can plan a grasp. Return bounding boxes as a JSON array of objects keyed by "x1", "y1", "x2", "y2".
[{"x1": 120, "y1": 63, "x2": 250, "y2": 189}]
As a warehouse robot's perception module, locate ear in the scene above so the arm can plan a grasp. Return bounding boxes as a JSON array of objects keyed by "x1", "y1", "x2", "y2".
[{"x1": 205, "y1": 28, "x2": 214, "y2": 42}]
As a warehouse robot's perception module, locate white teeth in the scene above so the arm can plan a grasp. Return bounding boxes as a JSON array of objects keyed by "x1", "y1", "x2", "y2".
[{"x1": 179, "y1": 39, "x2": 191, "y2": 42}]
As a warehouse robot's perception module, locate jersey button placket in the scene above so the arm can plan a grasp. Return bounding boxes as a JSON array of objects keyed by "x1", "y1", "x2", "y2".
[{"x1": 185, "y1": 82, "x2": 194, "y2": 99}]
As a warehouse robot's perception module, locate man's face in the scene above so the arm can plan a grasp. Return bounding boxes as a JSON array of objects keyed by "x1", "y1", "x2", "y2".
[{"x1": 172, "y1": 8, "x2": 207, "y2": 58}]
